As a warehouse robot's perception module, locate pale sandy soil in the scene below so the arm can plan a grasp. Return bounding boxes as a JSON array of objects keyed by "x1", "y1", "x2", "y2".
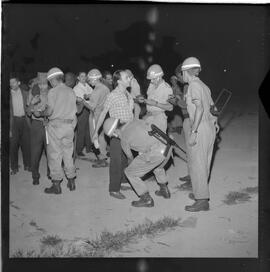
[{"x1": 9, "y1": 99, "x2": 258, "y2": 257}]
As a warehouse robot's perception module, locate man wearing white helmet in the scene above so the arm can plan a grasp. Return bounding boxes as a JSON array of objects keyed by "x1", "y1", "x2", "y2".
[
  {"x1": 125, "y1": 69, "x2": 141, "y2": 119},
  {"x1": 42, "y1": 67, "x2": 77, "y2": 194},
  {"x1": 142, "y1": 64, "x2": 173, "y2": 133},
  {"x1": 103, "y1": 117, "x2": 172, "y2": 207},
  {"x1": 181, "y1": 57, "x2": 218, "y2": 212},
  {"x1": 84, "y1": 68, "x2": 110, "y2": 167}
]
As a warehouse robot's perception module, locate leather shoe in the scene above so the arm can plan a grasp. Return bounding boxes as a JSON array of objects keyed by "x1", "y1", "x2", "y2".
[
  {"x1": 185, "y1": 199, "x2": 209, "y2": 212},
  {"x1": 179, "y1": 181, "x2": 192, "y2": 191},
  {"x1": 179, "y1": 175, "x2": 191, "y2": 182},
  {"x1": 110, "y1": 191, "x2": 126, "y2": 199},
  {"x1": 131, "y1": 192, "x2": 154, "y2": 207}
]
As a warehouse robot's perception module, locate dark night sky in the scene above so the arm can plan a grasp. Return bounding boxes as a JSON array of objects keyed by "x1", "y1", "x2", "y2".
[{"x1": 2, "y1": 4, "x2": 270, "y2": 102}]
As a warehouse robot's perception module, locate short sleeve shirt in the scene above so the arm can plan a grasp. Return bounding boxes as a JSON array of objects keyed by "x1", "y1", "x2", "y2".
[
  {"x1": 185, "y1": 77, "x2": 214, "y2": 122},
  {"x1": 146, "y1": 80, "x2": 173, "y2": 113},
  {"x1": 104, "y1": 87, "x2": 134, "y2": 123}
]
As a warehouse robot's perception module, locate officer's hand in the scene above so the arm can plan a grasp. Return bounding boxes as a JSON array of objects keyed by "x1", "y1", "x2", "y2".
[
  {"x1": 145, "y1": 99, "x2": 158, "y2": 106},
  {"x1": 135, "y1": 95, "x2": 145, "y2": 104},
  {"x1": 76, "y1": 97, "x2": 83, "y2": 103},
  {"x1": 167, "y1": 94, "x2": 178, "y2": 105},
  {"x1": 31, "y1": 95, "x2": 41, "y2": 105},
  {"x1": 188, "y1": 132, "x2": 197, "y2": 146}
]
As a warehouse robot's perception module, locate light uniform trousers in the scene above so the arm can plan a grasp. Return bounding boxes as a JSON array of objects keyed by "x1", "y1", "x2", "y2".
[
  {"x1": 125, "y1": 143, "x2": 170, "y2": 196},
  {"x1": 47, "y1": 121, "x2": 76, "y2": 181},
  {"x1": 189, "y1": 120, "x2": 216, "y2": 199},
  {"x1": 144, "y1": 112, "x2": 168, "y2": 133},
  {"x1": 182, "y1": 118, "x2": 191, "y2": 176}
]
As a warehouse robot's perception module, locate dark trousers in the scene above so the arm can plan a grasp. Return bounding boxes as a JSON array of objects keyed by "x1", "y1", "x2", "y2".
[
  {"x1": 30, "y1": 119, "x2": 49, "y2": 180},
  {"x1": 76, "y1": 107, "x2": 91, "y2": 154},
  {"x1": 10, "y1": 116, "x2": 31, "y2": 170},
  {"x1": 109, "y1": 137, "x2": 128, "y2": 192}
]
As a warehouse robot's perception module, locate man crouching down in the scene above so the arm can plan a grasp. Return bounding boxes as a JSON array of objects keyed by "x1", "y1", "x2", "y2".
[{"x1": 103, "y1": 117, "x2": 172, "y2": 207}]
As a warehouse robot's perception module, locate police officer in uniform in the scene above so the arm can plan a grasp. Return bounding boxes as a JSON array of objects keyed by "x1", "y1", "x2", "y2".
[
  {"x1": 43, "y1": 67, "x2": 77, "y2": 194},
  {"x1": 103, "y1": 117, "x2": 172, "y2": 207},
  {"x1": 141, "y1": 64, "x2": 173, "y2": 133},
  {"x1": 181, "y1": 57, "x2": 218, "y2": 212}
]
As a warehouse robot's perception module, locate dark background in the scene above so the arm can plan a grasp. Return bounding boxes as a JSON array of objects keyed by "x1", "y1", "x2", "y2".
[{"x1": 1, "y1": 2, "x2": 270, "y2": 272}]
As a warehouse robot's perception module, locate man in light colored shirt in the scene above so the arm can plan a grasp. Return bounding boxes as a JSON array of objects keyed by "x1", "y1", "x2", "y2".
[
  {"x1": 126, "y1": 69, "x2": 141, "y2": 119},
  {"x1": 10, "y1": 75, "x2": 31, "y2": 175},
  {"x1": 141, "y1": 64, "x2": 173, "y2": 133},
  {"x1": 84, "y1": 69, "x2": 110, "y2": 167},
  {"x1": 93, "y1": 70, "x2": 134, "y2": 199},
  {"x1": 73, "y1": 72, "x2": 93, "y2": 156}
]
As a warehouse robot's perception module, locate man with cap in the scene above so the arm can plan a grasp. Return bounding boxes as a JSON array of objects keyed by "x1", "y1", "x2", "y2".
[
  {"x1": 125, "y1": 69, "x2": 141, "y2": 119},
  {"x1": 26, "y1": 72, "x2": 50, "y2": 185},
  {"x1": 140, "y1": 64, "x2": 173, "y2": 133},
  {"x1": 180, "y1": 57, "x2": 218, "y2": 212},
  {"x1": 84, "y1": 68, "x2": 110, "y2": 167},
  {"x1": 103, "y1": 117, "x2": 172, "y2": 207},
  {"x1": 92, "y1": 70, "x2": 134, "y2": 199},
  {"x1": 42, "y1": 67, "x2": 77, "y2": 194}
]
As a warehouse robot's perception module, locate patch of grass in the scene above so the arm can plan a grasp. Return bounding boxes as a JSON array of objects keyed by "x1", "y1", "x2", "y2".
[
  {"x1": 243, "y1": 186, "x2": 258, "y2": 194},
  {"x1": 223, "y1": 191, "x2": 251, "y2": 205},
  {"x1": 40, "y1": 235, "x2": 63, "y2": 247},
  {"x1": 11, "y1": 216, "x2": 181, "y2": 258}
]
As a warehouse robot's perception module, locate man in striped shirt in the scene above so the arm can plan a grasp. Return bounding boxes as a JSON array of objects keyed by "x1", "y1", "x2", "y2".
[{"x1": 93, "y1": 70, "x2": 134, "y2": 199}]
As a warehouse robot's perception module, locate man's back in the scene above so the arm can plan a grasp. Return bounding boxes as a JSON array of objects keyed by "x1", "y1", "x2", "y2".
[{"x1": 48, "y1": 83, "x2": 77, "y2": 120}]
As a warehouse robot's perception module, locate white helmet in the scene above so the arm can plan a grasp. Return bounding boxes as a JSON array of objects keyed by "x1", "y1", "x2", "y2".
[
  {"x1": 146, "y1": 64, "x2": 164, "y2": 80},
  {"x1": 181, "y1": 57, "x2": 201, "y2": 71},
  {"x1": 88, "y1": 69, "x2": 102, "y2": 80},
  {"x1": 47, "y1": 67, "x2": 64, "y2": 80},
  {"x1": 103, "y1": 117, "x2": 119, "y2": 137}
]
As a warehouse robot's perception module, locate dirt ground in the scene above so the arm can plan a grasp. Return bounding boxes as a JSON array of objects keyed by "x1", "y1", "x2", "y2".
[{"x1": 9, "y1": 99, "x2": 258, "y2": 257}]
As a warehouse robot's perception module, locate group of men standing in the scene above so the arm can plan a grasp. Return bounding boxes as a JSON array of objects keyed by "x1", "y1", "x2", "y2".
[{"x1": 10, "y1": 56, "x2": 218, "y2": 212}]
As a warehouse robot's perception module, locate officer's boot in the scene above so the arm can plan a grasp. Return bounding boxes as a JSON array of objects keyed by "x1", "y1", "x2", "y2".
[
  {"x1": 185, "y1": 199, "x2": 209, "y2": 212},
  {"x1": 155, "y1": 182, "x2": 171, "y2": 199},
  {"x1": 67, "y1": 178, "x2": 76, "y2": 191},
  {"x1": 131, "y1": 192, "x2": 154, "y2": 208},
  {"x1": 44, "y1": 180, "x2": 62, "y2": 194}
]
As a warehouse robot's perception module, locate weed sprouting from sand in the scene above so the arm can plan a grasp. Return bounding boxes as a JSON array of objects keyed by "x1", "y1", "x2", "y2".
[
  {"x1": 12, "y1": 216, "x2": 181, "y2": 257},
  {"x1": 40, "y1": 235, "x2": 63, "y2": 247},
  {"x1": 223, "y1": 191, "x2": 251, "y2": 205},
  {"x1": 243, "y1": 186, "x2": 258, "y2": 194}
]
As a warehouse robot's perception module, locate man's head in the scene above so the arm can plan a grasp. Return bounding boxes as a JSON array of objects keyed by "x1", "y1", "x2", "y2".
[
  {"x1": 146, "y1": 64, "x2": 164, "y2": 86},
  {"x1": 37, "y1": 72, "x2": 48, "y2": 90},
  {"x1": 77, "y1": 72, "x2": 87, "y2": 84},
  {"x1": 181, "y1": 57, "x2": 201, "y2": 83},
  {"x1": 87, "y1": 69, "x2": 102, "y2": 87},
  {"x1": 112, "y1": 70, "x2": 131, "y2": 89},
  {"x1": 103, "y1": 71, "x2": 113, "y2": 85},
  {"x1": 64, "y1": 72, "x2": 76, "y2": 88},
  {"x1": 47, "y1": 67, "x2": 64, "y2": 88},
  {"x1": 10, "y1": 76, "x2": 20, "y2": 91}
]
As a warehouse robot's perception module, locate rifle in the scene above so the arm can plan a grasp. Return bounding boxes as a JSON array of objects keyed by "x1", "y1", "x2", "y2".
[
  {"x1": 148, "y1": 124, "x2": 186, "y2": 157},
  {"x1": 210, "y1": 88, "x2": 232, "y2": 117}
]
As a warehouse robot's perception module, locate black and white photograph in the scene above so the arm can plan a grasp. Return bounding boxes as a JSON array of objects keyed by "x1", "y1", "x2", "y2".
[{"x1": 1, "y1": 1, "x2": 269, "y2": 266}]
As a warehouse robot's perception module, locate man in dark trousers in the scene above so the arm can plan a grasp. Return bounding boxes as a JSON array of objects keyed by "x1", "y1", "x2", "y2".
[
  {"x1": 10, "y1": 75, "x2": 31, "y2": 175},
  {"x1": 27, "y1": 72, "x2": 50, "y2": 185}
]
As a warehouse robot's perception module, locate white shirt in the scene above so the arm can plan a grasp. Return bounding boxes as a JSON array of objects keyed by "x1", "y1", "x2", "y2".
[
  {"x1": 11, "y1": 88, "x2": 25, "y2": 117},
  {"x1": 73, "y1": 82, "x2": 93, "y2": 99},
  {"x1": 146, "y1": 80, "x2": 173, "y2": 113}
]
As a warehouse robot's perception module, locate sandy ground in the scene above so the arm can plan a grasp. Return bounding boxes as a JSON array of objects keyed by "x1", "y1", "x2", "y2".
[{"x1": 9, "y1": 100, "x2": 258, "y2": 257}]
